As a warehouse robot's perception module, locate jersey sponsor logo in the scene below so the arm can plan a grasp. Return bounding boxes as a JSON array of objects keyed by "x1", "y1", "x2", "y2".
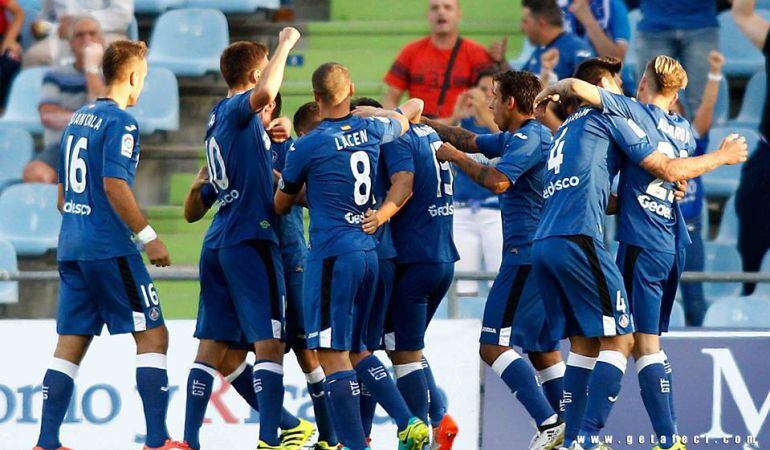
[
  {"x1": 121, "y1": 134, "x2": 134, "y2": 158},
  {"x1": 217, "y1": 189, "x2": 240, "y2": 206},
  {"x1": 62, "y1": 200, "x2": 92, "y2": 216},
  {"x1": 335, "y1": 130, "x2": 369, "y2": 150},
  {"x1": 345, "y1": 211, "x2": 366, "y2": 224},
  {"x1": 636, "y1": 194, "x2": 674, "y2": 219},
  {"x1": 428, "y1": 202, "x2": 455, "y2": 217},
  {"x1": 542, "y1": 176, "x2": 581, "y2": 199}
]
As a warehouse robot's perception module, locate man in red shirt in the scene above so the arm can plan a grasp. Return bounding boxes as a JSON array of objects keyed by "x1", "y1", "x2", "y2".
[{"x1": 383, "y1": 0, "x2": 507, "y2": 118}]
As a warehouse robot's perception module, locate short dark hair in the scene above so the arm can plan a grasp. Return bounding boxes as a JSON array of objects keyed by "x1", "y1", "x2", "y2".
[
  {"x1": 493, "y1": 70, "x2": 542, "y2": 115},
  {"x1": 522, "y1": 0, "x2": 562, "y2": 27},
  {"x1": 574, "y1": 56, "x2": 623, "y2": 85},
  {"x1": 270, "y1": 92, "x2": 283, "y2": 120},
  {"x1": 312, "y1": 62, "x2": 350, "y2": 105},
  {"x1": 103, "y1": 40, "x2": 147, "y2": 86},
  {"x1": 474, "y1": 69, "x2": 496, "y2": 86},
  {"x1": 293, "y1": 102, "x2": 321, "y2": 135},
  {"x1": 220, "y1": 41, "x2": 269, "y2": 89},
  {"x1": 350, "y1": 97, "x2": 383, "y2": 109}
]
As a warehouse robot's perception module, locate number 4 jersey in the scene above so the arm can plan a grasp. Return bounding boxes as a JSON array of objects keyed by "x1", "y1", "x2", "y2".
[
  {"x1": 57, "y1": 98, "x2": 142, "y2": 261},
  {"x1": 280, "y1": 114, "x2": 402, "y2": 260}
]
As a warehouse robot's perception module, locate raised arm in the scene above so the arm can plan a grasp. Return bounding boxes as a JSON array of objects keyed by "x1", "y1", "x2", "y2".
[
  {"x1": 569, "y1": 0, "x2": 628, "y2": 59},
  {"x1": 250, "y1": 27, "x2": 301, "y2": 112},
  {"x1": 382, "y1": 86, "x2": 405, "y2": 110},
  {"x1": 639, "y1": 134, "x2": 748, "y2": 182},
  {"x1": 534, "y1": 78, "x2": 603, "y2": 113},
  {"x1": 184, "y1": 167, "x2": 213, "y2": 223},
  {"x1": 421, "y1": 117, "x2": 479, "y2": 153},
  {"x1": 732, "y1": 0, "x2": 770, "y2": 50},
  {"x1": 436, "y1": 143, "x2": 510, "y2": 194},
  {"x1": 352, "y1": 106, "x2": 410, "y2": 137},
  {"x1": 397, "y1": 98, "x2": 425, "y2": 123},
  {"x1": 691, "y1": 51, "x2": 725, "y2": 137}
]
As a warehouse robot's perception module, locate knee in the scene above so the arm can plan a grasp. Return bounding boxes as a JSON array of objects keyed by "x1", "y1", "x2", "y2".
[
  {"x1": 390, "y1": 350, "x2": 422, "y2": 366},
  {"x1": 601, "y1": 333, "x2": 635, "y2": 357},
  {"x1": 632, "y1": 334, "x2": 661, "y2": 359},
  {"x1": 135, "y1": 325, "x2": 169, "y2": 354},
  {"x1": 528, "y1": 350, "x2": 564, "y2": 371},
  {"x1": 317, "y1": 349, "x2": 352, "y2": 375},
  {"x1": 253, "y1": 339, "x2": 284, "y2": 363},
  {"x1": 218, "y1": 350, "x2": 248, "y2": 376},
  {"x1": 23, "y1": 162, "x2": 56, "y2": 184},
  {"x1": 479, "y1": 344, "x2": 507, "y2": 366},
  {"x1": 294, "y1": 348, "x2": 320, "y2": 373}
]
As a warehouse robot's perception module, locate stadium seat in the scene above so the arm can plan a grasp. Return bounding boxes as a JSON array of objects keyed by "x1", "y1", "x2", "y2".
[
  {"x1": 728, "y1": 71, "x2": 766, "y2": 130},
  {"x1": 0, "y1": 128, "x2": 34, "y2": 191},
  {"x1": 700, "y1": 200, "x2": 710, "y2": 239},
  {"x1": 668, "y1": 301, "x2": 686, "y2": 328},
  {"x1": 623, "y1": 9, "x2": 642, "y2": 76},
  {"x1": 148, "y1": 8, "x2": 229, "y2": 77},
  {"x1": 703, "y1": 296, "x2": 770, "y2": 327},
  {"x1": 0, "y1": 183, "x2": 60, "y2": 256},
  {"x1": 184, "y1": 0, "x2": 280, "y2": 13},
  {"x1": 715, "y1": 195, "x2": 739, "y2": 243},
  {"x1": 128, "y1": 16, "x2": 139, "y2": 41},
  {"x1": 134, "y1": 0, "x2": 185, "y2": 14},
  {"x1": 132, "y1": 67, "x2": 180, "y2": 134},
  {"x1": 510, "y1": 40, "x2": 535, "y2": 70},
  {"x1": 703, "y1": 241, "x2": 743, "y2": 299},
  {"x1": 0, "y1": 67, "x2": 47, "y2": 134},
  {"x1": 0, "y1": 238, "x2": 18, "y2": 304},
  {"x1": 713, "y1": 76, "x2": 730, "y2": 127},
  {"x1": 16, "y1": 0, "x2": 41, "y2": 9},
  {"x1": 719, "y1": 10, "x2": 770, "y2": 76},
  {"x1": 702, "y1": 127, "x2": 760, "y2": 197}
]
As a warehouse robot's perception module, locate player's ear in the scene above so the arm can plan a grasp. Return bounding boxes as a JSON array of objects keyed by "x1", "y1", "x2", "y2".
[
  {"x1": 250, "y1": 69, "x2": 261, "y2": 84},
  {"x1": 130, "y1": 70, "x2": 138, "y2": 87},
  {"x1": 313, "y1": 91, "x2": 321, "y2": 103},
  {"x1": 349, "y1": 82, "x2": 355, "y2": 98},
  {"x1": 506, "y1": 96, "x2": 516, "y2": 112}
]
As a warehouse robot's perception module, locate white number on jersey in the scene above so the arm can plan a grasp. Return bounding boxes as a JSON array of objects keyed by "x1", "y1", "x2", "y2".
[
  {"x1": 645, "y1": 141, "x2": 675, "y2": 203},
  {"x1": 615, "y1": 290, "x2": 627, "y2": 314},
  {"x1": 140, "y1": 283, "x2": 159, "y2": 308},
  {"x1": 548, "y1": 127, "x2": 567, "y2": 174},
  {"x1": 350, "y1": 151, "x2": 372, "y2": 206},
  {"x1": 430, "y1": 141, "x2": 454, "y2": 198},
  {"x1": 205, "y1": 137, "x2": 229, "y2": 191},
  {"x1": 64, "y1": 135, "x2": 88, "y2": 193}
]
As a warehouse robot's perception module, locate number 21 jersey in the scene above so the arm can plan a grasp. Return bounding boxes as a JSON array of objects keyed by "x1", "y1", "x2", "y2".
[{"x1": 57, "y1": 98, "x2": 142, "y2": 261}]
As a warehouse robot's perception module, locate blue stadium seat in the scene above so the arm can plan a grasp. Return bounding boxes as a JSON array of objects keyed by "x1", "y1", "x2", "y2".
[
  {"x1": 715, "y1": 195, "x2": 739, "y2": 243},
  {"x1": 623, "y1": 8, "x2": 642, "y2": 76},
  {"x1": 16, "y1": 0, "x2": 41, "y2": 9},
  {"x1": 668, "y1": 301, "x2": 686, "y2": 328},
  {"x1": 703, "y1": 241, "x2": 743, "y2": 299},
  {"x1": 0, "y1": 128, "x2": 34, "y2": 192},
  {"x1": 728, "y1": 71, "x2": 766, "y2": 130},
  {"x1": 184, "y1": 0, "x2": 280, "y2": 13},
  {"x1": 713, "y1": 76, "x2": 730, "y2": 126},
  {"x1": 148, "y1": 8, "x2": 229, "y2": 77},
  {"x1": 702, "y1": 127, "x2": 760, "y2": 197},
  {"x1": 0, "y1": 67, "x2": 47, "y2": 134},
  {"x1": 134, "y1": 0, "x2": 185, "y2": 14},
  {"x1": 128, "y1": 16, "x2": 139, "y2": 40},
  {"x1": 703, "y1": 296, "x2": 770, "y2": 327},
  {"x1": 700, "y1": 199, "x2": 710, "y2": 239},
  {"x1": 132, "y1": 67, "x2": 180, "y2": 134},
  {"x1": 0, "y1": 238, "x2": 18, "y2": 304},
  {"x1": 0, "y1": 184, "x2": 60, "y2": 256},
  {"x1": 719, "y1": 10, "x2": 770, "y2": 76},
  {"x1": 510, "y1": 40, "x2": 535, "y2": 70}
]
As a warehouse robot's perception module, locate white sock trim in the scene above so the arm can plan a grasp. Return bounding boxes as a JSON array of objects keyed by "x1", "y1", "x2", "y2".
[
  {"x1": 491, "y1": 350, "x2": 521, "y2": 377},
  {"x1": 136, "y1": 352, "x2": 167, "y2": 370},
  {"x1": 659, "y1": 350, "x2": 669, "y2": 363},
  {"x1": 191, "y1": 362, "x2": 218, "y2": 378},
  {"x1": 225, "y1": 361, "x2": 248, "y2": 383},
  {"x1": 254, "y1": 361, "x2": 284, "y2": 375},
  {"x1": 567, "y1": 352, "x2": 597, "y2": 370},
  {"x1": 305, "y1": 367, "x2": 325, "y2": 384},
  {"x1": 636, "y1": 352, "x2": 666, "y2": 374},
  {"x1": 537, "y1": 361, "x2": 566, "y2": 384},
  {"x1": 393, "y1": 362, "x2": 423, "y2": 379},
  {"x1": 597, "y1": 350, "x2": 628, "y2": 373},
  {"x1": 50, "y1": 358, "x2": 79, "y2": 379}
]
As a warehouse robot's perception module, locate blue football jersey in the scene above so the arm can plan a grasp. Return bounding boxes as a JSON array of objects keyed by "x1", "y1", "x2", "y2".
[
  {"x1": 523, "y1": 32, "x2": 594, "y2": 80},
  {"x1": 535, "y1": 106, "x2": 652, "y2": 242},
  {"x1": 373, "y1": 156, "x2": 397, "y2": 260},
  {"x1": 599, "y1": 90, "x2": 694, "y2": 252},
  {"x1": 476, "y1": 120, "x2": 553, "y2": 251},
  {"x1": 201, "y1": 90, "x2": 279, "y2": 249},
  {"x1": 383, "y1": 123, "x2": 460, "y2": 264},
  {"x1": 281, "y1": 114, "x2": 402, "y2": 260},
  {"x1": 679, "y1": 135, "x2": 707, "y2": 222},
  {"x1": 454, "y1": 118, "x2": 499, "y2": 206},
  {"x1": 272, "y1": 137, "x2": 308, "y2": 266},
  {"x1": 57, "y1": 98, "x2": 141, "y2": 261}
]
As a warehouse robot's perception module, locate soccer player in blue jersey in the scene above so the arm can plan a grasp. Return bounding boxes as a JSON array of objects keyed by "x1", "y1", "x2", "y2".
[
  {"x1": 274, "y1": 63, "x2": 429, "y2": 450},
  {"x1": 536, "y1": 56, "x2": 747, "y2": 450},
  {"x1": 424, "y1": 70, "x2": 566, "y2": 450},
  {"x1": 33, "y1": 41, "x2": 183, "y2": 450},
  {"x1": 177, "y1": 29, "x2": 302, "y2": 450}
]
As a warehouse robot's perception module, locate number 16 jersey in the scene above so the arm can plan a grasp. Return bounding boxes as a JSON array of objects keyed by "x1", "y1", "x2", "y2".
[{"x1": 280, "y1": 114, "x2": 402, "y2": 260}]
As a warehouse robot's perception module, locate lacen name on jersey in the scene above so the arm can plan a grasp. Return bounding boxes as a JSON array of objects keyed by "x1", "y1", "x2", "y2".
[{"x1": 335, "y1": 130, "x2": 368, "y2": 150}]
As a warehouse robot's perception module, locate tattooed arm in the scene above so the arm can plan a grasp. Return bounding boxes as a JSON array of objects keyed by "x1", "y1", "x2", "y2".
[
  {"x1": 436, "y1": 143, "x2": 510, "y2": 194},
  {"x1": 421, "y1": 117, "x2": 480, "y2": 153}
]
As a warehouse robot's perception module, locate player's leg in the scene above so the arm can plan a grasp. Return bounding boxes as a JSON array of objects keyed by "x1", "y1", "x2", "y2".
[
  {"x1": 181, "y1": 339, "x2": 229, "y2": 450},
  {"x1": 563, "y1": 337, "x2": 599, "y2": 448},
  {"x1": 452, "y1": 207, "x2": 482, "y2": 296},
  {"x1": 133, "y1": 325, "x2": 174, "y2": 449},
  {"x1": 35, "y1": 261, "x2": 100, "y2": 450},
  {"x1": 529, "y1": 351, "x2": 565, "y2": 416}
]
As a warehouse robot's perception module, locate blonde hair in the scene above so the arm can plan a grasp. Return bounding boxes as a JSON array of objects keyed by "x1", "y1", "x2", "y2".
[{"x1": 644, "y1": 55, "x2": 688, "y2": 96}]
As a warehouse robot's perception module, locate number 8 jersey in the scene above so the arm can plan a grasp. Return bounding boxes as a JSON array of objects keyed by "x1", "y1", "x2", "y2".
[
  {"x1": 57, "y1": 98, "x2": 142, "y2": 261},
  {"x1": 280, "y1": 114, "x2": 402, "y2": 259}
]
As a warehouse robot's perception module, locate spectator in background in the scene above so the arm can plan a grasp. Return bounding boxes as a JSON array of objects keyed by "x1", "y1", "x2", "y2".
[
  {"x1": 635, "y1": 0, "x2": 718, "y2": 117},
  {"x1": 23, "y1": 16, "x2": 104, "y2": 183},
  {"x1": 0, "y1": 0, "x2": 23, "y2": 109},
  {"x1": 677, "y1": 51, "x2": 725, "y2": 326},
  {"x1": 382, "y1": 0, "x2": 506, "y2": 118},
  {"x1": 447, "y1": 71, "x2": 503, "y2": 296},
  {"x1": 731, "y1": 0, "x2": 770, "y2": 294},
  {"x1": 24, "y1": 0, "x2": 133, "y2": 67},
  {"x1": 521, "y1": 0, "x2": 593, "y2": 84}
]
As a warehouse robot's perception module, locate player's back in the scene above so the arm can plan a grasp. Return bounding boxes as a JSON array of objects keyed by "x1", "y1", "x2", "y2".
[
  {"x1": 535, "y1": 106, "x2": 620, "y2": 242},
  {"x1": 373, "y1": 157, "x2": 397, "y2": 260},
  {"x1": 57, "y1": 98, "x2": 141, "y2": 261},
  {"x1": 273, "y1": 137, "x2": 308, "y2": 265},
  {"x1": 386, "y1": 123, "x2": 459, "y2": 264},
  {"x1": 202, "y1": 91, "x2": 278, "y2": 248}
]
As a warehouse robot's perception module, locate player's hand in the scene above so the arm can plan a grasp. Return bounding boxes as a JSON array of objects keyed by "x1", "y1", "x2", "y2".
[
  {"x1": 708, "y1": 50, "x2": 725, "y2": 75},
  {"x1": 436, "y1": 142, "x2": 460, "y2": 163},
  {"x1": 83, "y1": 43, "x2": 104, "y2": 73},
  {"x1": 145, "y1": 238, "x2": 171, "y2": 267},
  {"x1": 191, "y1": 166, "x2": 209, "y2": 191},
  {"x1": 540, "y1": 48, "x2": 560, "y2": 72},
  {"x1": 278, "y1": 27, "x2": 301, "y2": 48},
  {"x1": 267, "y1": 116, "x2": 292, "y2": 143},
  {"x1": 569, "y1": 0, "x2": 593, "y2": 22},
  {"x1": 717, "y1": 134, "x2": 749, "y2": 165},
  {"x1": 1, "y1": 39, "x2": 21, "y2": 58},
  {"x1": 352, "y1": 105, "x2": 380, "y2": 118},
  {"x1": 488, "y1": 37, "x2": 508, "y2": 64},
  {"x1": 673, "y1": 180, "x2": 687, "y2": 201},
  {"x1": 362, "y1": 209, "x2": 380, "y2": 234}
]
